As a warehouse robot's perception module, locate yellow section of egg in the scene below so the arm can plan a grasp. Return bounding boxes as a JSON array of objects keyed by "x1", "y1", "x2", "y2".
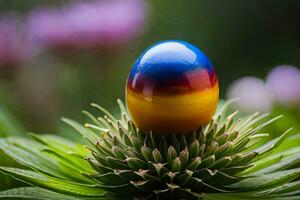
[{"x1": 126, "y1": 83, "x2": 219, "y2": 135}]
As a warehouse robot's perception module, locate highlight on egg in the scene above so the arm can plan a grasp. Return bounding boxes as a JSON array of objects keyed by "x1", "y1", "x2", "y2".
[{"x1": 126, "y1": 40, "x2": 219, "y2": 135}]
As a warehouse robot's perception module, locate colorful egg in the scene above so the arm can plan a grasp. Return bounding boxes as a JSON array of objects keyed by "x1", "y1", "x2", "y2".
[{"x1": 126, "y1": 40, "x2": 219, "y2": 134}]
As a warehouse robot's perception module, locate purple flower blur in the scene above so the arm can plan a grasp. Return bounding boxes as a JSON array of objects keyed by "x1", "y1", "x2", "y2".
[
  {"x1": 227, "y1": 77, "x2": 274, "y2": 113},
  {"x1": 266, "y1": 65, "x2": 300, "y2": 107},
  {"x1": 28, "y1": 0, "x2": 148, "y2": 51},
  {"x1": 0, "y1": 16, "x2": 32, "y2": 69}
]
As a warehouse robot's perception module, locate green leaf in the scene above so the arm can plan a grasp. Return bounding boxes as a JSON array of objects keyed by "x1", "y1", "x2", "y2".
[
  {"x1": 202, "y1": 193, "x2": 251, "y2": 200},
  {"x1": 30, "y1": 134, "x2": 93, "y2": 173},
  {"x1": 258, "y1": 180, "x2": 300, "y2": 195},
  {"x1": 241, "y1": 147, "x2": 300, "y2": 175},
  {"x1": 202, "y1": 192, "x2": 300, "y2": 200},
  {"x1": 228, "y1": 168, "x2": 300, "y2": 191},
  {"x1": 250, "y1": 154, "x2": 300, "y2": 176},
  {"x1": 62, "y1": 118, "x2": 100, "y2": 145},
  {"x1": 41, "y1": 148, "x2": 94, "y2": 183},
  {"x1": 0, "y1": 135, "x2": 96, "y2": 184},
  {"x1": 0, "y1": 138, "x2": 68, "y2": 179},
  {"x1": 272, "y1": 133, "x2": 300, "y2": 154},
  {"x1": 0, "y1": 187, "x2": 81, "y2": 200},
  {"x1": 0, "y1": 167, "x2": 106, "y2": 197},
  {"x1": 90, "y1": 103, "x2": 117, "y2": 122},
  {"x1": 117, "y1": 99, "x2": 129, "y2": 125},
  {"x1": 0, "y1": 187, "x2": 121, "y2": 200},
  {"x1": 251, "y1": 128, "x2": 293, "y2": 161},
  {"x1": 82, "y1": 111, "x2": 104, "y2": 128}
]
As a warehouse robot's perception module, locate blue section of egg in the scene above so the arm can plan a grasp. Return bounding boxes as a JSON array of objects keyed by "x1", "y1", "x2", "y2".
[{"x1": 129, "y1": 40, "x2": 213, "y2": 82}]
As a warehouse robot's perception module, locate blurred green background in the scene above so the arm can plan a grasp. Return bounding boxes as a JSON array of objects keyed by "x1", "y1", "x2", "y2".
[{"x1": 0, "y1": 0, "x2": 299, "y2": 133}]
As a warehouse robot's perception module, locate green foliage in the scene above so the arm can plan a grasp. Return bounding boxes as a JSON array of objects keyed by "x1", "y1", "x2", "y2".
[
  {"x1": 0, "y1": 100, "x2": 299, "y2": 199},
  {"x1": 0, "y1": 105, "x2": 27, "y2": 190},
  {"x1": 0, "y1": 105, "x2": 26, "y2": 137}
]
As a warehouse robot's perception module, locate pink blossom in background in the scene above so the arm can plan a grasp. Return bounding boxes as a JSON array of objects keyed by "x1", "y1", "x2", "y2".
[
  {"x1": 0, "y1": 16, "x2": 32, "y2": 69},
  {"x1": 28, "y1": 0, "x2": 148, "y2": 51},
  {"x1": 266, "y1": 65, "x2": 300, "y2": 107},
  {"x1": 227, "y1": 77, "x2": 274, "y2": 113}
]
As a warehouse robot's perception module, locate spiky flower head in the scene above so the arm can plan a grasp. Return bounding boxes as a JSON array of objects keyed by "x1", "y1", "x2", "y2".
[{"x1": 0, "y1": 100, "x2": 299, "y2": 200}]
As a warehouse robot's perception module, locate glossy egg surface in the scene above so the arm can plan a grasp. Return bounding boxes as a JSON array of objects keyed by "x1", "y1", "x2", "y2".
[{"x1": 126, "y1": 40, "x2": 219, "y2": 134}]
